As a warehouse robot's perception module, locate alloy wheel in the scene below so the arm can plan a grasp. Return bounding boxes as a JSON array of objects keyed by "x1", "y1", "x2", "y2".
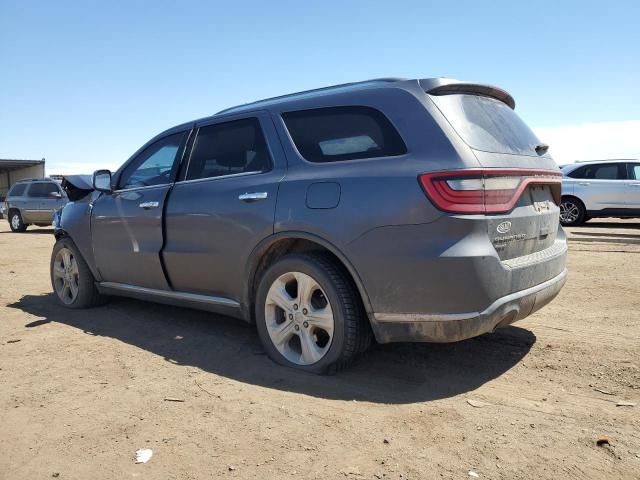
[
  {"x1": 560, "y1": 200, "x2": 580, "y2": 224},
  {"x1": 264, "y1": 271, "x2": 334, "y2": 365},
  {"x1": 52, "y1": 247, "x2": 80, "y2": 304},
  {"x1": 11, "y1": 214, "x2": 20, "y2": 230}
]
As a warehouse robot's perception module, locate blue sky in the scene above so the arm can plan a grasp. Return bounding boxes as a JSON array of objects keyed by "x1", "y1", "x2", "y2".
[{"x1": 1, "y1": 0, "x2": 639, "y2": 173}]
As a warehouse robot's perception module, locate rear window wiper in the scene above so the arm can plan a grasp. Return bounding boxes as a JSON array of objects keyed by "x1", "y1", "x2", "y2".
[{"x1": 535, "y1": 143, "x2": 549, "y2": 155}]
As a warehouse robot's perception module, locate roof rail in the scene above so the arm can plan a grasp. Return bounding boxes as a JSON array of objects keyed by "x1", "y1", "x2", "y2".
[
  {"x1": 574, "y1": 158, "x2": 638, "y2": 163},
  {"x1": 15, "y1": 177, "x2": 52, "y2": 182},
  {"x1": 216, "y1": 78, "x2": 406, "y2": 115}
]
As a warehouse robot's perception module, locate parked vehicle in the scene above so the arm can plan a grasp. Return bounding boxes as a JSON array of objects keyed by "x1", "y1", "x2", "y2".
[
  {"x1": 51, "y1": 77, "x2": 567, "y2": 373},
  {"x1": 4, "y1": 178, "x2": 67, "y2": 232},
  {"x1": 559, "y1": 160, "x2": 640, "y2": 226}
]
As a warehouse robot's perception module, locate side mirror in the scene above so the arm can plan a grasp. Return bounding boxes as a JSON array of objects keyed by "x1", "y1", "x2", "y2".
[
  {"x1": 93, "y1": 170, "x2": 112, "y2": 193},
  {"x1": 49, "y1": 192, "x2": 63, "y2": 199}
]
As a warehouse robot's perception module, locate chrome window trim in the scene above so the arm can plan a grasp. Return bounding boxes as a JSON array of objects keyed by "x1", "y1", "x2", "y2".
[
  {"x1": 174, "y1": 170, "x2": 265, "y2": 186},
  {"x1": 112, "y1": 183, "x2": 171, "y2": 194},
  {"x1": 112, "y1": 170, "x2": 268, "y2": 193}
]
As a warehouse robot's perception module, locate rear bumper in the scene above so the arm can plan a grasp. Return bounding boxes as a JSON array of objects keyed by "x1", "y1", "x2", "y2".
[{"x1": 371, "y1": 268, "x2": 567, "y2": 343}]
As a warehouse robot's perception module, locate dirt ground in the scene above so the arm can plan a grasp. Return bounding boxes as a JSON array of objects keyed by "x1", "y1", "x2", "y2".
[{"x1": 0, "y1": 220, "x2": 639, "y2": 480}]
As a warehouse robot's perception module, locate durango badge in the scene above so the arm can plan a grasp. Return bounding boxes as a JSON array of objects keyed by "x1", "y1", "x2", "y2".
[{"x1": 496, "y1": 221, "x2": 512, "y2": 234}]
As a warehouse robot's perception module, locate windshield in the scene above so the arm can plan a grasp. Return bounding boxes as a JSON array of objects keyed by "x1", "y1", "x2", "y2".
[{"x1": 430, "y1": 94, "x2": 541, "y2": 156}]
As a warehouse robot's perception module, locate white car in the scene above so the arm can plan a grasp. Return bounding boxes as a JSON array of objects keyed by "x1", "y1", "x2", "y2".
[{"x1": 560, "y1": 160, "x2": 640, "y2": 226}]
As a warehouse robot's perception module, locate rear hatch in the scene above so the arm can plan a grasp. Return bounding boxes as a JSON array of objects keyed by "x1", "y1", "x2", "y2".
[{"x1": 420, "y1": 81, "x2": 561, "y2": 260}]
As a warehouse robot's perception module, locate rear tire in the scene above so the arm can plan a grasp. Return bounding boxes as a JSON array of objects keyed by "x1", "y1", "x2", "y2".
[
  {"x1": 9, "y1": 211, "x2": 27, "y2": 232},
  {"x1": 255, "y1": 253, "x2": 371, "y2": 374},
  {"x1": 50, "y1": 237, "x2": 107, "y2": 308},
  {"x1": 560, "y1": 197, "x2": 586, "y2": 226}
]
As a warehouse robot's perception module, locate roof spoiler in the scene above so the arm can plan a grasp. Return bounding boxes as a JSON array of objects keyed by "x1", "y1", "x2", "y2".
[{"x1": 419, "y1": 78, "x2": 515, "y2": 109}]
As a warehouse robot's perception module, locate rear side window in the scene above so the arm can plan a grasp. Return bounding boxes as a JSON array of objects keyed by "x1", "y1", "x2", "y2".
[
  {"x1": 8, "y1": 183, "x2": 27, "y2": 196},
  {"x1": 593, "y1": 164, "x2": 622, "y2": 179},
  {"x1": 186, "y1": 118, "x2": 271, "y2": 181},
  {"x1": 568, "y1": 164, "x2": 626, "y2": 180},
  {"x1": 628, "y1": 163, "x2": 640, "y2": 180},
  {"x1": 430, "y1": 94, "x2": 541, "y2": 156},
  {"x1": 282, "y1": 106, "x2": 407, "y2": 163},
  {"x1": 27, "y1": 182, "x2": 60, "y2": 197}
]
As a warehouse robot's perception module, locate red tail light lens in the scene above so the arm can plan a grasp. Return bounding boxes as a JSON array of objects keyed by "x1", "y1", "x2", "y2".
[{"x1": 418, "y1": 169, "x2": 562, "y2": 214}]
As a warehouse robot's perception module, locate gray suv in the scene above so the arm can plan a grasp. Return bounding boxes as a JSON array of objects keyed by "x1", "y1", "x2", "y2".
[
  {"x1": 4, "y1": 179, "x2": 67, "y2": 232},
  {"x1": 50, "y1": 78, "x2": 567, "y2": 373}
]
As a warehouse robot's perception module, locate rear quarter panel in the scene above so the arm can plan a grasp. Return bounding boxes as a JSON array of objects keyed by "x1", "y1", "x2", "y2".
[{"x1": 270, "y1": 83, "x2": 474, "y2": 248}]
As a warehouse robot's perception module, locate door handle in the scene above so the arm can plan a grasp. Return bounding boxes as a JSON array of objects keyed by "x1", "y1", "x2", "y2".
[
  {"x1": 139, "y1": 201, "x2": 160, "y2": 209},
  {"x1": 578, "y1": 182, "x2": 591, "y2": 186},
  {"x1": 630, "y1": 183, "x2": 640, "y2": 187},
  {"x1": 238, "y1": 192, "x2": 268, "y2": 202}
]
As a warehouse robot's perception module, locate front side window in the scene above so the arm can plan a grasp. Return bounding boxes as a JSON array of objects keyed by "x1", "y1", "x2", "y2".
[
  {"x1": 186, "y1": 118, "x2": 271, "y2": 181},
  {"x1": 119, "y1": 132, "x2": 187, "y2": 190},
  {"x1": 26, "y1": 182, "x2": 60, "y2": 198},
  {"x1": 628, "y1": 163, "x2": 640, "y2": 180},
  {"x1": 8, "y1": 183, "x2": 27, "y2": 196},
  {"x1": 282, "y1": 106, "x2": 407, "y2": 163}
]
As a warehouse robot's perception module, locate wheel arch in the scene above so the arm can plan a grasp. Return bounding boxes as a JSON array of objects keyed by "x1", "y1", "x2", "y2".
[
  {"x1": 561, "y1": 194, "x2": 586, "y2": 207},
  {"x1": 7, "y1": 207, "x2": 21, "y2": 220},
  {"x1": 243, "y1": 232, "x2": 373, "y2": 324},
  {"x1": 54, "y1": 227, "x2": 70, "y2": 240}
]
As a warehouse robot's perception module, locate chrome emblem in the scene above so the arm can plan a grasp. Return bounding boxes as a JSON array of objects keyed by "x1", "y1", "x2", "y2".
[{"x1": 496, "y1": 221, "x2": 512, "y2": 234}]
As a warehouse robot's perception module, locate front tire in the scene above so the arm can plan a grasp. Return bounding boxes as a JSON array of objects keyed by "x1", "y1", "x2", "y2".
[
  {"x1": 9, "y1": 211, "x2": 27, "y2": 232},
  {"x1": 560, "y1": 197, "x2": 586, "y2": 226},
  {"x1": 255, "y1": 253, "x2": 371, "y2": 374},
  {"x1": 50, "y1": 237, "x2": 106, "y2": 308}
]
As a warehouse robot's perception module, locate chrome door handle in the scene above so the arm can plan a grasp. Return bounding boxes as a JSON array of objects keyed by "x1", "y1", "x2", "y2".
[
  {"x1": 630, "y1": 183, "x2": 640, "y2": 187},
  {"x1": 139, "y1": 201, "x2": 159, "y2": 209},
  {"x1": 578, "y1": 182, "x2": 591, "y2": 186},
  {"x1": 238, "y1": 192, "x2": 268, "y2": 202}
]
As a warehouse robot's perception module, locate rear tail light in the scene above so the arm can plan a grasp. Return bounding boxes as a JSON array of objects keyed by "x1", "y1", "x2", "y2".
[{"x1": 418, "y1": 169, "x2": 562, "y2": 214}]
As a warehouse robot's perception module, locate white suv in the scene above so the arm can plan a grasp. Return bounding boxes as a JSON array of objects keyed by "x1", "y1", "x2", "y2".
[{"x1": 560, "y1": 160, "x2": 640, "y2": 226}]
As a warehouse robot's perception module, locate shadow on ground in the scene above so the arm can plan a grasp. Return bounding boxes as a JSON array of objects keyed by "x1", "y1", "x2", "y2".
[
  {"x1": 580, "y1": 221, "x2": 640, "y2": 230},
  {"x1": 568, "y1": 222, "x2": 640, "y2": 245},
  {"x1": 10, "y1": 293, "x2": 535, "y2": 404}
]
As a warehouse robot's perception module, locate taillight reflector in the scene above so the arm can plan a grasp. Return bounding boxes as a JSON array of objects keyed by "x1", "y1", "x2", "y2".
[{"x1": 418, "y1": 169, "x2": 562, "y2": 214}]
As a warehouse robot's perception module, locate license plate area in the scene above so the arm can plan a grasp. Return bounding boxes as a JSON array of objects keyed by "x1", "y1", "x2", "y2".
[{"x1": 488, "y1": 186, "x2": 559, "y2": 261}]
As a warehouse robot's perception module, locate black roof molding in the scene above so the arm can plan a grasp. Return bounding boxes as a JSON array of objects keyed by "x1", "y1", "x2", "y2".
[
  {"x1": 420, "y1": 78, "x2": 516, "y2": 109},
  {"x1": 217, "y1": 78, "x2": 406, "y2": 115}
]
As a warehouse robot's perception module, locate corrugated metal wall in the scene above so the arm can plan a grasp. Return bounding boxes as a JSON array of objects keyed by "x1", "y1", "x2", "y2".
[{"x1": 0, "y1": 163, "x2": 46, "y2": 199}]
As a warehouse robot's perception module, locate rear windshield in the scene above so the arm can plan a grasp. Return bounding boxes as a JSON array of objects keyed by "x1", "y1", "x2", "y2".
[{"x1": 430, "y1": 94, "x2": 541, "y2": 156}]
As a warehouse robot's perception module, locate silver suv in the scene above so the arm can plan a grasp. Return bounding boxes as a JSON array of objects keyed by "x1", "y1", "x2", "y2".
[
  {"x1": 560, "y1": 160, "x2": 640, "y2": 226},
  {"x1": 3, "y1": 178, "x2": 67, "y2": 232}
]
